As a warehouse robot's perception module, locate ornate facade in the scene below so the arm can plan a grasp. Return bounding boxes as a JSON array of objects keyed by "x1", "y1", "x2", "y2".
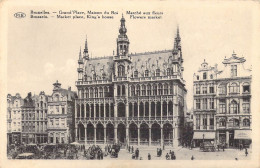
[
  {"x1": 7, "y1": 93, "x2": 23, "y2": 145},
  {"x1": 47, "y1": 81, "x2": 77, "y2": 144},
  {"x1": 75, "y1": 16, "x2": 187, "y2": 147},
  {"x1": 193, "y1": 52, "x2": 252, "y2": 148},
  {"x1": 21, "y1": 92, "x2": 48, "y2": 144}
]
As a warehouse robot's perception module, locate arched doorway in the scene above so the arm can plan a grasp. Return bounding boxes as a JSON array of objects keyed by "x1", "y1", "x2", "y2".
[
  {"x1": 106, "y1": 123, "x2": 114, "y2": 144},
  {"x1": 87, "y1": 123, "x2": 94, "y2": 143},
  {"x1": 140, "y1": 123, "x2": 149, "y2": 145},
  {"x1": 163, "y1": 123, "x2": 173, "y2": 146},
  {"x1": 118, "y1": 102, "x2": 126, "y2": 117},
  {"x1": 117, "y1": 123, "x2": 126, "y2": 143},
  {"x1": 151, "y1": 123, "x2": 161, "y2": 145},
  {"x1": 78, "y1": 122, "x2": 85, "y2": 141},
  {"x1": 96, "y1": 123, "x2": 104, "y2": 143},
  {"x1": 129, "y1": 123, "x2": 138, "y2": 145}
]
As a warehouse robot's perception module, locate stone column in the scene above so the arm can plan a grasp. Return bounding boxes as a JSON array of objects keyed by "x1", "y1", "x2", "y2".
[
  {"x1": 104, "y1": 103, "x2": 106, "y2": 118},
  {"x1": 85, "y1": 127, "x2": 87, "y2": 145},
  {"x1": 94, "y1": 125, "x2": 97, "y2": 145},
  {"x1": 166, "y1": 101, "x2": 169, "y2": 120},
  {"x1": 94, "y1": 104, "x2": 96, "y2": 120},
  {"x1": 126, "y1": 102, "x2": 129, "y2": 118},
  {"x1": 114, "y1": 125, "x2": 118, "y2": 143},
  {"x1": 126, "y1": 125, "x2": 129, "y2": 146},
  {"x1": 114, "y1": 103, "x2": 117, "y2": 118},
  {"x1": 137, "y1": 101, "x2": 140, "y2": 119},
  {"x1": 200, "y1": 114, "x2": 203, "y2": 130},
  {"x1": 75, "y1": 127, "x2": 78, "y2": 142},
  {"x1": 137, "y1": 125, "x2": 140, "y2": 146},
  {"x1": 226, "y1": 131, "x2": 229, "y2": 147},
  {"x1": 84, "y1": 103, "x2": 86, "y2": 119},
  {"x1": 149, "y1": 126, "x2": 151, "y2": 146},
  {"x1": 80, "y1": 104, "x2": 82, "y2": 118},
  {"x1": 160, "y1": 126, "x2": 163, "y2": 147},
  {"x1": 149, "y1": 102, "x2": 151, "y2": 120},
  {"x1": 104, "y1": 126, "x2": 107, "y2": 144},
  {"x1": 173, "y1": 128, "x2": 179, "y2": 148},
  {"x1": 207, "y1": 115, "x2": 210, "y2": 130},
  {"x1": 161, "y1": 101, "x2": 163, "y2": 121}
]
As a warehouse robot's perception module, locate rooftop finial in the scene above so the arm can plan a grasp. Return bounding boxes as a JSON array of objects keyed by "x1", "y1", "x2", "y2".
[
  {"x1": 84, "y1": 35, "x2": 88, "y2": 53},
  {"x1": 79, "y1": 46, "x2": 82, "y2": 59}
]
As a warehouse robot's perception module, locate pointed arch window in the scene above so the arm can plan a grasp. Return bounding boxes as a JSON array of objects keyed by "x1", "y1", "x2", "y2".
[
  {"x1": 167, "y1": 68, "x2": 172, "y2": 76},
  {"x1": 152, "y1": 84, "x2": 157, "y2": 95},
  {"x1": 118, "y1": 65, "x2": 125, "y2": 77},
  {"x1": 136, "y1": 85, "x2": 140, "y2": 96},
  {"x1": 158, "y1": 84, "x2": 163, "y2": 95},
  {"x1": 164, "y1": 83, "x2": 168, "y2": 95},
  {"x1": 147, "y1": 84, "x2": 151, "y2": 95},
  {"x1": 141, "y1": 85, "x2": 146, "y2": 96},
  {"x1": 134, "y1": 70, "x2": 138, "y2": 78},
  {"x1": 156, "y1": 69, "x2": 160, "y2": 76},
  {"x1": 145, "y1": 70, "x2": 149, "y2": 77},
  {"x1": 93, "y1": 73, "x2": 96, "y2": 81}
]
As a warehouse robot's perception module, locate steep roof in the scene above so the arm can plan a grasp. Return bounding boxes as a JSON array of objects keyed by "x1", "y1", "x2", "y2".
[{"x1": 83, "y1": 49, "x2": 177, "y2": 80}]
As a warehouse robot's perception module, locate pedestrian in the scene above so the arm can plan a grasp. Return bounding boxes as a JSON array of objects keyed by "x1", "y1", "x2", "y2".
[
  {"x1": 191, "y1": 155, "x2": 194, "y2": 160},
  {"x1": 173, "y1": 154, "x2": 176, "y2": 160},
  {"x1": 148, "y1": 153, "x2": 151, "y2": 160},
  {"x1": 217, "y1": 145, "x2": 220, "y2": 151},
  {"x1": 165, "y1": 153, "x2": 170, "y2": 160},
  {"x1": 132, "y1": 146, "x2": 134, "y2": 153},
  {"x1": 245, "y1": 148, "x2": 248, "y2": 156},
  {"x1": 222, "y1": 145, "x2": 225, "y2": 151}
]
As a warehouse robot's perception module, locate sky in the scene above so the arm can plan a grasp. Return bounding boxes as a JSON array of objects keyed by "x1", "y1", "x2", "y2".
[{"x1": 7, "y1": 1, "x2": 255, "y2": 109}]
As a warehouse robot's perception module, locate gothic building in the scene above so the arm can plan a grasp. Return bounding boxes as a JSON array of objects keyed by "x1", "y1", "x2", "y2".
[
  {"x1": 75, "y1": 16, "x2": 187, "y2": 147},
  {"x1": 193, "y1": 52, "x2": 252, "y2": 148}
]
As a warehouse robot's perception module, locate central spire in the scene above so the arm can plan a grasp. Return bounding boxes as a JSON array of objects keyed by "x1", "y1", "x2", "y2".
[{"x1": 119, "y1": 14, "x2": 127, "y2": 36}]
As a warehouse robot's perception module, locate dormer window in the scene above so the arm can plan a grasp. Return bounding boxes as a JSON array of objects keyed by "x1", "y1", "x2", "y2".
[
  {"x1": 210, "y1": 74, "x2": 213, "y2": 79},
  {"x1": 156, "y1": 69, "x2": 160, "y2": 76},
  {"x1": 134, "y1": 70, "x2": 138, "y2": 78},
  {"x1": 145, "y1": 70, "x2": 149, "y2": 77},
  {"x1": 93, "y1": 73, "x2": 96, "y2": 81},
  {"x1": 231, "y1": 65, "x2": 237, "y2": 77},
  {"x1": 203, "y1": 72, "x2": 207, "y2": 80}
]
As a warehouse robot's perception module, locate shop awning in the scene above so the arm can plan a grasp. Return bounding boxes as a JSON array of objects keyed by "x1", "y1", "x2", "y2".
[
  {"x1": 193, "y1": 132, "x2": 215, "y2": 139},
  {"x1": 234, "y1": 130, "x2": 251, "y2": 139}
]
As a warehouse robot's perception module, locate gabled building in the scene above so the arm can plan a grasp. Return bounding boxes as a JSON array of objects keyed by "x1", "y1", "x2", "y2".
[
  {"x1": 193, "y1": 52, "x2": 252, "y2": 148},
  {"x1": 7, "y1": 93, "x2": 23, "y2": 145},
  {"x1": 47, "y1": 81, "x2": 77, "y2": 144}
]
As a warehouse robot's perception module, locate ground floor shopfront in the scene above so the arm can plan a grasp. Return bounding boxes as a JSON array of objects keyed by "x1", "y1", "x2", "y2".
[
  {"x1": 217, "y1": 129, "x2": 252, "y2": 148},
  {"x1": 21, "y1": 133, "x2": 48, "y2": 144},
  {"x1": 76, "y1": 121, "x2": 181, "y2": 147},
  {"x1": 192, "y1": 131, "x2": 215, "y2": 147},
  {"x1": 48, "y1": 130, "x2": 70, "y2": 144}
]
